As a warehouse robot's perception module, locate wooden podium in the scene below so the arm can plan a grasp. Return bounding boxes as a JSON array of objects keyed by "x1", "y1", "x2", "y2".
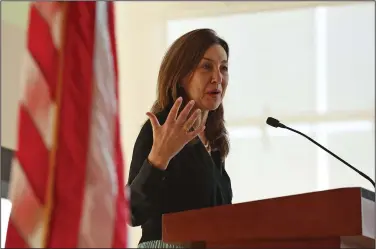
[{"x1": 162, "y1": 187, "x2": 375, "y2": 248}]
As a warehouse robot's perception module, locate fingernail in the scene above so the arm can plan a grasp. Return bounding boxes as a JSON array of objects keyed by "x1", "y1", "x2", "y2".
[
  {"x1": 190, "y1": 100, "x2": 195, "y2": 104},
  {"x1": 196, "y1": 109, "x2": 201, "y2": 113},
  {"x1": 177, "y1": 97, "x2": 182, "y2": 101}
]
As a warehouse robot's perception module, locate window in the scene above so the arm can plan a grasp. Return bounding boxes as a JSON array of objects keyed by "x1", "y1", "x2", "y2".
[{"x1": 167, "y1": 3, "x2": 374, "y2": 203}]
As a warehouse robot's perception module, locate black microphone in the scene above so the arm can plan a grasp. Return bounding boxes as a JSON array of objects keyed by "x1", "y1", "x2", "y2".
[{"x1": 266, "y1": 117, "x2": 375, "y2": 188}]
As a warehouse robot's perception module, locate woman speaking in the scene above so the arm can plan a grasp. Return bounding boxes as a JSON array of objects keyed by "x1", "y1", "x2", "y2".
[{"x1": 127, "y1": 28, "x2": 233, "y2": 248}]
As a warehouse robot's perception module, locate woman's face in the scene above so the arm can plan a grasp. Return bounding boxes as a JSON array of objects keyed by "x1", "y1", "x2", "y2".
[{"x1": 182, "y1": 44, "x2": 229, "y2": 111}]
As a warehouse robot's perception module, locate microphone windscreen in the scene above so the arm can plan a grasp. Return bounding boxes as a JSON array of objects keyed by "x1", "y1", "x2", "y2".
[{"x1": 266, "y1": 117, "x2": 280, "y2": 128}]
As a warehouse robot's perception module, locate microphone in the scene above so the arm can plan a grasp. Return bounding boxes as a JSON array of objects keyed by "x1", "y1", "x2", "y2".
[{"x1": 266, "y1": 117, "x2": 375, "y2": 188}]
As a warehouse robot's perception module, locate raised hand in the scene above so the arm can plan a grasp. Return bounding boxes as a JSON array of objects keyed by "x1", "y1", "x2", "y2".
[{"x1": 146, "y1": 97, "x2": 205, "y2": 170}]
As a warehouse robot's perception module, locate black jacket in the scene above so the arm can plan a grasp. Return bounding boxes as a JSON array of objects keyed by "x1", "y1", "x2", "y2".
[{"x1": 127, "y1": 109, "x2": 233, "y2": 244}]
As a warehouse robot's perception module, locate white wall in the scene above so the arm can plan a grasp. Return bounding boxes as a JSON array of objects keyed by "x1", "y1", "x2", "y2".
[
  {"x1": 1, "y1": 13, "x2": 26, "y2": 150},
  {"x1": 1, "y1": 1, "x2": 370, "y2": 247},
  {"x1": 114, "y1": 3, "x2": 167, "y2": 245},
  {"x1": 1, "y1": 198, "x2": 12, "y2": 248}
]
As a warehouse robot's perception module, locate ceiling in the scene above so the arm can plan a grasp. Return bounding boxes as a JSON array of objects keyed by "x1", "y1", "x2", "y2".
[{"x1": 1, "y1": 1, "x2": 357, "y2": 29}]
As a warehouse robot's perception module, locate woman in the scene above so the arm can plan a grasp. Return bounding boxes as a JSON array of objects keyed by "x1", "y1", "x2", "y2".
[{"x1": 127, "y1": 28, "x2": 233, "y2": 248}]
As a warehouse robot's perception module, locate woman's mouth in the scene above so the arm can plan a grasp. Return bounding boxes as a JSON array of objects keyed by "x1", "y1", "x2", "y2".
[{"x1": 206, "y1": 89, "x2": 221, "y2": 97}]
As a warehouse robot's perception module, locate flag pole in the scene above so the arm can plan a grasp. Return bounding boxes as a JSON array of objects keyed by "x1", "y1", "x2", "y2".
[{"x1": 41, "y1": 3, "x2": 68, "y2": 248}]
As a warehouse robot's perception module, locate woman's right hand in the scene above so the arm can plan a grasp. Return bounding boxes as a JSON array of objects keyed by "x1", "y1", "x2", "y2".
[{"x1": 146, "y1": 97, "x2": 205, "y2": 170}]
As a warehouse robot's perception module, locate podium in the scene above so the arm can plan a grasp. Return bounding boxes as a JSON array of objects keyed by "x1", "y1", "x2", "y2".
[{"x1": 162, "y1": 187, "x2": 375, "y2": 248}]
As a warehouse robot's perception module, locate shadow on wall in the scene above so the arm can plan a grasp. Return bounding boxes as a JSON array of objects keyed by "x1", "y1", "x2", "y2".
[{"x1": 1, "y1": 147, "x2": 14, "y2": 198}]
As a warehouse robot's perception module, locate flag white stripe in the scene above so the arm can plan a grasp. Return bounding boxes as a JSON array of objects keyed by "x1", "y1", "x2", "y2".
[
  {"x1": 78, "y1": 2, "x2": 118, "y2": 247},
  {"x1": 8, "y1": 159, "x2": 45, "y2": 248},
  {"x1": 20, "y1": 52, "x2": 56, "y2": 150}
]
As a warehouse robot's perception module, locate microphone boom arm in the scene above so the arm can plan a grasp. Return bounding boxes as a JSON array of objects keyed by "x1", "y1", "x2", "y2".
[
  {"x1": 284, "y1": 126, "x2": 375, "y2": 187},
  {"x1": 266, "y1": 116, "x2": 375, "y2": 188}
]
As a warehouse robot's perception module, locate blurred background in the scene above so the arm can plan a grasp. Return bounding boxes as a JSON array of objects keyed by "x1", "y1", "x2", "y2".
[{"x1": 1, "y1": 1, "x2": 374, "y2": 247}]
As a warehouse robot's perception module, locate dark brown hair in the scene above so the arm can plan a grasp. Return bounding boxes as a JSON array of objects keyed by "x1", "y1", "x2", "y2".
[{"x1": 151, "y1": 28, "x2": 230, "y2": 160}]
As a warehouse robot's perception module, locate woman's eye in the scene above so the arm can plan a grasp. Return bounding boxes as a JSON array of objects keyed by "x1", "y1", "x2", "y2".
[
  {"x1": 202, "y1": 63, "x2": 212, "y2": 70},
  {"x1": 221, "y1": 65, "x2": 228, "y2": 72}
]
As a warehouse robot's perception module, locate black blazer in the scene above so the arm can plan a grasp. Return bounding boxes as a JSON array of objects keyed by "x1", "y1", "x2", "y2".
[{"x1": 127, "y1": 109, "x2": 233, "y2": 244}]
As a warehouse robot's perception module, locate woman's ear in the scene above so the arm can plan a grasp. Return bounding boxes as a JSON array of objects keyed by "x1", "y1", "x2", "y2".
[{"x1": 179, "y1": 79, "x2": 187, "y2": 88}]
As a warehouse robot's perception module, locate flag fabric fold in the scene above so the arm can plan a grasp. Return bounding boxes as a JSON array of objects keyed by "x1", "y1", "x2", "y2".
[{"x1": 5, "y1": 2, "x2": 127, "y2": 248}]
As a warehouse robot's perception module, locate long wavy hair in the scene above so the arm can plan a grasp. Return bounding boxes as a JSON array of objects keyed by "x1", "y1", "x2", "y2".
[{"x1": 151, "y1": 28, "x2": 230, "y2": 160}]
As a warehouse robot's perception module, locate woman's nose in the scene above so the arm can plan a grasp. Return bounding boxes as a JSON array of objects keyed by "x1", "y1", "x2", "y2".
[{"x1": 211, "y1": 68, "x2": 223, "y2": 84}]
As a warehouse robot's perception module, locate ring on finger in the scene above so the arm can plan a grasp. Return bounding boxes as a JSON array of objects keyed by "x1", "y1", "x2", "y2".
[{"x1": 183, "y1": 125, "x2": 192, "y2": 133}]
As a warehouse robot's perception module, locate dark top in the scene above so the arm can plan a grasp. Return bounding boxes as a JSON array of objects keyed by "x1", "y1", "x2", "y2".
[{"x1": 127, "y1": 109, "x2": 233, "y2": 244}]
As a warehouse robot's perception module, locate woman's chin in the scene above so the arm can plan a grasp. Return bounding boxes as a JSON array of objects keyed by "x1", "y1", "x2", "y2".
[
  {"x1": 196, "y1": 95, "x2": 223, "y2": 111},
  {"x1": 201, "y1": 101, "x2": 221, "y2": 111}
]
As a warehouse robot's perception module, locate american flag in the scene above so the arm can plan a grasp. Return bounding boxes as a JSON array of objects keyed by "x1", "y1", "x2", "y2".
[{"x1": 5, "y1": 2, "x2": 127, "y2": 248}]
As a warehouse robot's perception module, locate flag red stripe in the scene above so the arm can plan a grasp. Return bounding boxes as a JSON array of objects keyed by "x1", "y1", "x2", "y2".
[
  {"x1": 16, "y1": 106, "x2": 49, "y2": 204},
  {"x1": 5, "y1": 220, "x2": 28, "y2": 248},
  {"x1": 47, "y1": 2, "x2": 96, "y2": 247},
  {"x1": 27, "y1": 5, "x2": 59, "y2": 100},
  {"x1": 112, "y1": 120, "x2": 127, "y2": 248}
]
